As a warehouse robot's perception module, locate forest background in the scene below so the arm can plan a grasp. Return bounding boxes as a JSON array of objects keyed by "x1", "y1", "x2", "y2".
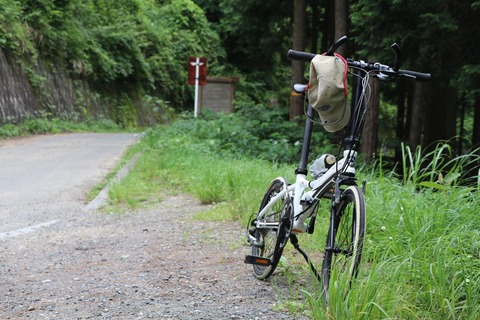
[{"x1": 0, "y1": 0, "x2": 479, "y2": 163}]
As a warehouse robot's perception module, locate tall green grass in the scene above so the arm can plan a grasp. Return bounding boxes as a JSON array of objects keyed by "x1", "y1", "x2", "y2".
[
  {"x1": 107, "y1": 116, "x2": 480, "y2": 319},
  {"x1": 401, "y1": 142, "x2": 480, "y2": 188},
  {"x1": 310, "y1": 177, "x2": 479, "y2": 320},
  {"x1": 304, "y1": 143, "x2": 480, "y2": 319},
  {"x1": 107, "y1": 122, "x2": 294, "y2": 222}
]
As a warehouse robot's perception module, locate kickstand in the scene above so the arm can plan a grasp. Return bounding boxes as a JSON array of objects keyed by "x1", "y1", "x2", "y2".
[{"x1": 289, "y1": 234, "x2": 321, "y2": 283}]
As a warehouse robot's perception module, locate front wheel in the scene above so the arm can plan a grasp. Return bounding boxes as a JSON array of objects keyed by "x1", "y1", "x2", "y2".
[
  {"x1": 251, "y1": 177, "x2": 291, "y2": 280},
  {"x1": 321, "y1": 185, "x2": 366, "y2": 302}
]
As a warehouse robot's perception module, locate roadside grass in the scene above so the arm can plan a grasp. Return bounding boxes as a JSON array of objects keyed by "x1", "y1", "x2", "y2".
[
  {"x1": 0, "y1": 112, "x2": 125, "y2": 138},
  {"x1": 106, "y1": 116, "x2": 480, "y2": 319},
  {"x1": 107, "y1": 123, "x2": 294, "y2": 220},
  {"x1": 86, "y1": 140, "x2": 143, "y2": 202}
]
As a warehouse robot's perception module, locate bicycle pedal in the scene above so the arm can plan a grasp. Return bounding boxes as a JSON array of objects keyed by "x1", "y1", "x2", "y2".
[{"x1": 244, "y1": 255, "x2": 271, "y2": 266}]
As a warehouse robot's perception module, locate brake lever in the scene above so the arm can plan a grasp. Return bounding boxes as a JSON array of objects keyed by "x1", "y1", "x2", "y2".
[
  {"x1": 374, "y1": 63, "x2": 392, "y2": 81},
  {"x1": 377, "y1": 74, "x2": 390, "y2": 81},
  {"x1": 399, "y1": 73, "x2": 416, "y2": 80}
]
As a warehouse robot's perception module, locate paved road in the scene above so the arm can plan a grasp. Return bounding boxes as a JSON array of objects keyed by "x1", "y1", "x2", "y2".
[
  {"x1": 0, "y1": 133, "x2": 140, "y2": 235},
  {"x1": 0, "y1": 132, "x2": 295, "y2": 319}
]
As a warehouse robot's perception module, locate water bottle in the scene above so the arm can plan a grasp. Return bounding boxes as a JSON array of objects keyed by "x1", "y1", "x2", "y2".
[{"x1": 309, "y1": 154, "x2": 336, "y2": 179}]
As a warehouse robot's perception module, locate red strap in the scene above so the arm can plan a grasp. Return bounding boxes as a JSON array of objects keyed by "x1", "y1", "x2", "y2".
[{"x1": 334, "y1": 53, "x2": 349, "y2": 96}]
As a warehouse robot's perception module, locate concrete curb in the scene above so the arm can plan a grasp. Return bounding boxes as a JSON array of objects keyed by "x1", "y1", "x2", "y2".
[{"x1": 84, "y1": 153, "x2": 140, "y2": 212}]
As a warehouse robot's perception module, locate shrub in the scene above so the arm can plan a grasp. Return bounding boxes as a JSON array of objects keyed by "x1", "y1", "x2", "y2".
[{"x1": 170, "y1": 106, "x2": 333, "y2": 164}]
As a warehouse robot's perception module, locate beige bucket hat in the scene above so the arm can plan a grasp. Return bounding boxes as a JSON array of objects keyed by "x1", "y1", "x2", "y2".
[{"x1": 308, "y1": 54, "x2": 350, "y2": 132}]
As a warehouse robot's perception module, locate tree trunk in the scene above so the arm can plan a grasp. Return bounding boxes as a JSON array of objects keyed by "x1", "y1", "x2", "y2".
[
  {"x1": 473, "y1": 93, "x2": 480, "y2": 149},
  {"x1": 320, "y1": 0, "x2": 335, "y2": 52},
  {"x1": 290, "y1": 0, "x2": 307, "y2": 120},
  {"x1": 394, "y1": 82, "x2": 407, "y2": 163},
  {"x1": 423, "y1": 83, "x2": 457, "y2": 150},
  {"x1": 310, "y1": 0, "x2": 320, "y2": 54},
  {"x1": 334, "y1": 0, "x2": 348, "y2": 56},
  {"x1": 330, "y1": 0, "x2": 349, "y2": 143},
  {"x1": 408, "y1": 82, "x2": 426, "y2": 149},
  {"x1": 361, "y1": 77, "x2": 380, "y2": 161}
]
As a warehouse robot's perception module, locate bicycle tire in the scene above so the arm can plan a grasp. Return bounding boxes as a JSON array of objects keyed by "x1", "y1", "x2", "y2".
[
  {"x1": 251, "y1": 178, "x2": 291, "y2": 280},
  {"x1": 321, "y1": 185, "x2": 366, "y2": 301}
]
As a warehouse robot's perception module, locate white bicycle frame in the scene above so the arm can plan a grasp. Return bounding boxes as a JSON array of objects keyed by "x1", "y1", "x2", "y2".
[{"x1": 253, "y1": 149, "x2": 357, "y2": 233}]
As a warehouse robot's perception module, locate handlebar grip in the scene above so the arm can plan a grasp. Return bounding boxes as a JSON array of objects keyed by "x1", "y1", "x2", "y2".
[
  {"x1": 288, "y1": 49, "x2": 316, "y2": 62},
  {"x1": 399, "y1": 69, "x2": 432, "y2": 81}
]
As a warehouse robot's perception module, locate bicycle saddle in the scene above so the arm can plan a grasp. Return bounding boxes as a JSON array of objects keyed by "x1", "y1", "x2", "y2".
[{"x1": 293, "y1": 83, "x2": 308, "y2": 94}]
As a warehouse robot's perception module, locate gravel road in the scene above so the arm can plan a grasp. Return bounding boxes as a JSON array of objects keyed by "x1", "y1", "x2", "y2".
[{"x1": 0, "y1": 133, "x2": 297, "y2": 319}]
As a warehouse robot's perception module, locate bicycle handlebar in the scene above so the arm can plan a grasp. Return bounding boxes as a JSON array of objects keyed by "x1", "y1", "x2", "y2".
[
  {"x1": 346, "y1": 58, "x2": 432, "y2": 81},
  {"x1": 287, "y1": 49, "x2": 432, "y2": 81},
  {"x1": 287, "y1": 49, "x2": 316, "y2": 62}
]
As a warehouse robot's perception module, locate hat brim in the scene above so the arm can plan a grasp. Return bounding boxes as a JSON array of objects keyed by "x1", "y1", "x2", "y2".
[{"x1": 318, "y1": 98, "x2": 351, "y2": 132}]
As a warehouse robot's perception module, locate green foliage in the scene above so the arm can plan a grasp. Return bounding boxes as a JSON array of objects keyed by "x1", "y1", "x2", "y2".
[
  {"x1": 196, "y1": 0, "x2": 293, "y2": 90},
  {"x1": 0, "y1": 112, "x2": 122, "y2": 137},
  {"x1": 166, "y1": 107, "x2": 332, "y2": 164},
  {"x1": 2, "y1": 0, "x2": 479, "y2": 150},
  {"x1": 0, "y1": 0, "x2": 224, "y2": 112},
  {"x1": 348, "y1": 1, "x2": 480, "y2": 151},
  {"x1": 350, "y1": 0, "x2": 459, "y2": 72},
  {"x1": 0, "y1": 0, "x2": 35, "y2": 55},
  {"x1": 143, "y1": 95, "x2": 176, "y2": 124},
  {"x1": 452, "y1": 64, "x2": 480, "y2": 106}
]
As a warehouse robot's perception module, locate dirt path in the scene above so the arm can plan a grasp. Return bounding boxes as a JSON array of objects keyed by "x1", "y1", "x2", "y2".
[{"x1": 0, "y1": 134, "x2": 296, "y2": 319}]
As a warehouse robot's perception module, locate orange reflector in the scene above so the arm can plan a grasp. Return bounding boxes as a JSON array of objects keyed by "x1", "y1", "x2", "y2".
[
  {"x1": 244, "y1": 255, "x2": 271, "y2": 266},
  {"x1": 254, "y1": 258, "x2": 269, "y2": 265}
]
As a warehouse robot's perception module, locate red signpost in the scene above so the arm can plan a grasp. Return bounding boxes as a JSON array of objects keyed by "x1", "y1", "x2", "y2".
[
  {"x1": 188, "y1": 57, "x2": 207, "y2": 117},
  {"x1": 188, "y1": 57, "x2": 207, "y2": 85}
]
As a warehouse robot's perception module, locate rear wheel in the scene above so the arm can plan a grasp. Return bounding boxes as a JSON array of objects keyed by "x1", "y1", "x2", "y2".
[
  {"x1": 321, "y1": 185, "x2": 366, "y2": 302},
  {"x1": 251, "y1": 178, "x2": 291, "y2": 280}
]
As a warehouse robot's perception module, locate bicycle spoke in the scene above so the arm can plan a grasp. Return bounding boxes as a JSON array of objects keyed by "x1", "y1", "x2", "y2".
[{"x1": 246, "y1": 178, "x2": 290, "y2": 280}]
